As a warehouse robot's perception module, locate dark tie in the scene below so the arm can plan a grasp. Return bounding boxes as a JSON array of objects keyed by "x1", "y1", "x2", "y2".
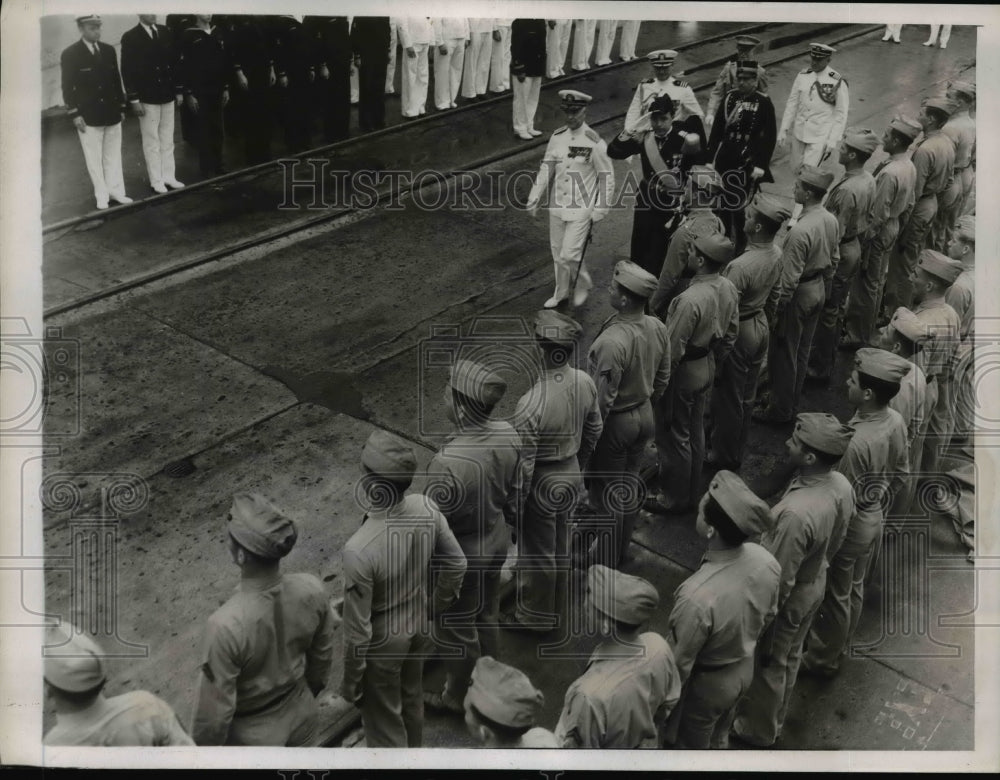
[
  {"x1": 91, "y1": 43, "x2": 100, "y2": 59},
  {"x1": 150, "y1": 26, "x2": 158, "y2": 41}
]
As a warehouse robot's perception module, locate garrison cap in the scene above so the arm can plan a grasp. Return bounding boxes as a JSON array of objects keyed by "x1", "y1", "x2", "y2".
[
  {"x1": 534, "y1": 309, "x2": 582, "y2": 345},
  {"x1": 693, "y1": 232, "x2": 736, "y2": 265},
  {"x1": 809, "y1": 42, "x2": 836, "y2": 56},
  {"x1": 751, "y1": 193, "x2": 792, "y2": 224},
  {"x1": 954, "y1": 215, "x2": 975, "y2": 242},
  {"x1": 707, "y1": 470, "x2": 774, "y2": 536},
  {"x1": 647, "y1": 49, "x2": 678, "y2": 65},
  {"x1": 917, "y1": 249, "x2": 963, "y2": 285},
  {"x1": 649, "y1": 94, "x2": 675, "y2": 115},
  {"x1": 465, "y1": 656, "x2": 544, "y2": 728},
  {"x1": 844, "y1": 129, "x2": 880, "y2": 155},
  {"x1": 948, "y1": 81, "x2": 976, "y2": 100},
  {"x1": 613, "y1": 260, "x2": 658, "y2": 298},
  {"x1": 448, "y1": 358, "x2": 507, "y2": 406},
  {"x1": 735, "y1": 60, "x2": 760, "y2": 77},
  {"x1": 855, "y1": 347, "x2": 911, "y2": 384},
  {"x1": 889, "y1": 307, "x2": 935, "y2": 344},
  {"x1": 586, "y1": 564, "x2": 659, "y2": 625},
  {"x1": 923, "y1": 96, "x2": 954, "y2": 117},
  {"x1": 888, "y1": 115, "x2": 922, "y2": 140},
  {"x1": 361, "y1": 429, "x2": 417, "y2": 476},
  {"x1": 798, "y1": 165, "x2": 834, "y2": 192},
  {"x1": 76, "y1": 14, "x2": 102, "y2": 24},
  {"x1": 793, "y1": 412, "x2": 853, "y2": 456},
  {"x1": 228, "y1": 493, "x2": 298, "y2": 559},
  {"x1": 688, "y1": 164, "x2": 723, "y2": 192},
  {"x1": 735, "y1": 35, "x2": 761, "y2": 48},
  {"x1": 559, "y1": 90, "x2": 591, "y2": 109},
  {"x1": 44, "y1": 624, "x2": 107, "y2": 692}
]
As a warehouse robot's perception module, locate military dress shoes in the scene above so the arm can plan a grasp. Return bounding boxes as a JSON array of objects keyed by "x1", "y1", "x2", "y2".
[
  {"x1": 528, "y1": 128, "x2": 542, "y2": 137},
  {"x1": 152, "y1": 183, "x2": 168, "y2": 194},
  {"x1": 543, "y1": 295, "x2": 564, "y2": 309},
  {"x1": 110, "y1": 194, "x2": 134, "y2": 205},
  {"x1": 516, "y1": 130, "x2": 533, "y2": 140},
  {"x1": 164, "y1": 179, "x2": 185, "y2": 189}
]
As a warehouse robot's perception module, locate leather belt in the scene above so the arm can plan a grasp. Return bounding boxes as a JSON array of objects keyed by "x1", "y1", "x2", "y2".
[
  {"x1": 680, "y1": 346, "x2": 710, "y2": 362},
  {"x1": 739, "y1": 310, "x2": 761, "y2": 321},
  {"x1": 840, "y1": 234, "x2": 858, "y2": 243},
  {"x1": 799, "y1": 270, "x2": 825, "y2": 283},
  {"x1": 235, "y1": 685, "x2": 296, "y2": 718},
  {"x1": 692, "y1": 659, "x2": 741, "y2": 673},
  {"x1": 609, "y1": 400, "x2": 645, "y2": 414}
]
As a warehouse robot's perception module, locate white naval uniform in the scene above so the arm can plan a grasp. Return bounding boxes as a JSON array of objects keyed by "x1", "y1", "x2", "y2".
[
  {"x1": 527, "y1": 123, "x2": 615, "y2": 303},
  {"x1": 594, "y1": 19, "x2": 618, "y2": 65},
  {"x1": 571, "y1": 19, "x2": 597, "y2": 70},
  {"x1": 546, "y1": 19, "x2": 572, "y2": 77},
  {"x1": 489, "y1": 19, "x2": 513, "y2": 92},
  {"x1": 463, "y1": 18, "x2": 494, "y2": 98},
  {"x1": 619, "y1": 21, "x2": 641, "y2": 60},
  {"x1": 386, "y1": 19, "x2": 399, "y2": 94},
  {"x1": 779, "y1": 65, "x2": 849, "y2": 174},
  {"x1": 398, "y1": 17, "x2": 434, "y2": 117},
  {"x1": 624, "y1": 76, "x2": 704, "y2": 133},
  {"x1": 432, "y1": 17, "x2": 469, "y2": 109}
]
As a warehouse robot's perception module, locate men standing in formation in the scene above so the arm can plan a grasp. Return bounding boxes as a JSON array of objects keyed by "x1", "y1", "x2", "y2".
[{"x1": 509, "y1": 19, "x2": 546, "y2": 140}]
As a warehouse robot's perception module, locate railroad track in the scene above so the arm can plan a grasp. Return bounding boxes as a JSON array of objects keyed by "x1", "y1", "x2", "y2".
[{"x1": 43, "y1": 21, "x2": 884, "y2": 319}]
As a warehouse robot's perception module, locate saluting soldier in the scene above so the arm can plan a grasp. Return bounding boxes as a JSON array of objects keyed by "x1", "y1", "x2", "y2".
[
  {"x1": 586, "y1": 262, "x2": 671, "y2": 568},
  {"x1": 842, "y1": 117, "x2": 920, "y2": 349},
  {"x1": 624, "y1": 49, "x2": 705, "y2": 134},
  {"x1": 43, "y1": 625, "x2": 193, "y2": 746},
  {"x1": 708, "y1": 194, "x2": 790, "y2": 471},
  {"x1": 341, "y1": 430, "x2": 467, "y2": 747},
  {"x1": 463, "y1": 657, "x2": 559, "y2": 748},
  {"x1": 423, "y1": 360, "x2": 523, "y2": 717},
  {"x1": 664, "y1": 472, "x2": 781, "y2": 749},
  {"x1": 191, "y1": 493, "x2": 335, "y2": 746},
  {"x1": 777, "y1": 43, "x2": 848, "y2": 220},
  {"x1": 527, "y1": 90, "x2": 615, "y2": 309},
  {"x1": 705, "y1": 35, "x2": 768, "y2": 129},
  {"x1": 555, "y1": 565, "x2": 681, "y2": 748},
  {"x1": 754, "y1": 166, "x2": 839, "y2": 425},
  {"x1": 61, "y1": 15, "x2": 132, "y2": 210},
  {"x1": 882, "y1": 97, "x2": 956, "y2": 315},
  {"x1": 607, "y1": 94, "x2": 704, "y2": 276},
  {"x1": 706, "y1": 58, "x2": 777, "y2": 248},
  {"x1": 802, "y1": 350, "x2": 910, "y2": 678},
  {"x1": 732, "y1": 414, "x2": 855, "y2": 747},
  {"x1": 506, "y1": 310, "x2": 602, "y2": 632},
  {"x1": 648, "y1": 233, "x2": 739, "y2": 516},
  {"x1": 807, "y1": 129, "x2": 879, "y2": 383},
  {"x1": 933, "y1": 81, "x2": 976, "y2": 249}
]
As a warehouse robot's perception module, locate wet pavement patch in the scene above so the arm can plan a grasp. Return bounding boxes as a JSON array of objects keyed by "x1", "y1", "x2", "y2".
[{"x1": 262, "y1": 366, "x2": 370, "y2": 420}]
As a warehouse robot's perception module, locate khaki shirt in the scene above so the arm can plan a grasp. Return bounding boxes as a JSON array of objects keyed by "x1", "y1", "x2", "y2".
[
  {"x1": 942, "y1": 110, "x2": 976, "y2": 169},
  {"x1": 888, "y1": 360, "x2": 929, "y2": 445},
  {"x1": 762, "y1": 471, "x2": 855, "y2": 607},
  {"x1": 556, "y1": 633, "x2": 681, "y2": 748},
  {"x1": 706, "y1": 60, "x2": 768, "y2": 119},
  {"x1": 340, "y1": 494, "x2": 467, "y2": 701},
  {"x1": 868, "y1": 152, "x2": 917, "y2": 228},
  {"x1": 513, "y1": 366, "x2": 603, "y2": 484},
  {"x1": 527, "y1": 122, "x2": 615, "y2": 222},
  {"x1": 625, "y1": 75, "x2": 704, "y2": 132},
  {"x1": 912, "y1": 129, "x2": 955, "y2": 199},
  {"x1": 775, "y1": 203, "x2": 840, "y2": 306},
  {"x1": 723, "y1": 241, "x2": 783, "y2": 319},
  {"x1": 650, "y1": 209, "x2": 726, "y2": 317},
  {"x1": 913, "y1": 298, "x2": 961, "y2": 381},
  {"x1": 191, "y1": 571, "x2": 336, "y2": 745},
  {"x1": 826, "y1": 168, "x2": 877, "y2": 241},
  {"x1": 667, "y1": 544, "x2": 781, "y2": 681},
  {"x1": 838, "y1": 407, "x2": 910, "y2": 531},
  {"x1": 45, "y1": 691, "x2": 194, "y2": 746},
  {"x1": 945, "y1": 268, "x2": 974, "y2": 341},
  {"x1": 779, "y1": 66, "x2": 849, "y2": 145},
  {"x1": 664, "y1": 273, "x2": 739, "y2": 372},
  {"x1": 588, "y1": 312, "x2": 671, "y2": 418}
]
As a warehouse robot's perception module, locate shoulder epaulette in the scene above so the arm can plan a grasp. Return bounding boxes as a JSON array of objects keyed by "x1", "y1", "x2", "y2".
[
  {"x1": 800, "y1": 67, "x2": 811, "y2": 75},
  {"x1": 829, "y1": 69, "x2": 841, "y2": 79},
  {"x1": 641, "y1": 78, "x2": 654, "y2": 84},
  {"x1": 553, "y1": 125, "x2": 568, "y2": 135},
  {"x1": 584, "y1": 128, "x2": 600, "y2": 143}
]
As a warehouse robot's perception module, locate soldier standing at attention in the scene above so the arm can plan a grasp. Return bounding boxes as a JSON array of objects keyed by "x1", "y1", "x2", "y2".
[
  {"x1": 708, "y1": 194, "x2": 790, "y2": 471},
  {"x1": 191, "y1": 493, "x2": 335, "y2": 746},
  {"x1": 705, "y1": 35, "x2": 768, "y2": 130},
  {"x1": 732, "y1": 414, "x2": 855, "y2": 747},
  {"x1": 664, "y1": 472, "x2": 781, "y2": 749},
  {"x1": 776, "y1": 43, "x2": 848, "y2": 221},
  {"x1": 556, "y1": 565, "x2": 681, "y2": 748},
  {"x1": 586, "y1": 262, "x2": 671, "y2": 568},
  {"x1": 607, "y1": 94, "x2": 705, "y2": 276},
  {"x1": 944, "y1": 216, "x2": 976, "y2": 452},
  {"x1": 527, "y1": 90, "x2": 614, "y2": 309},
  {"x1": 509, "y1": 18, "x2": 546, "y2": 140},
  {"x1": 624, "y1": 50, "x2": 705, "y2": 134},
  {"x1": 178, "y1": 15, "x2": 231, "y2": 177},
  {"x1": 341, "y1": 430, "x2": 467, "y2": 747},
  {"x1": 648, "y1": 233, "x2": 739, "y2": 516},
  {"x1": 933, "y1": 82, "x2": 976, "y2": 250}
]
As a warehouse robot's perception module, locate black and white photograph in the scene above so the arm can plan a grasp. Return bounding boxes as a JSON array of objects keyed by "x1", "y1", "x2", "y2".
[{"x1": 1, "y1": 0, "x2": 998, "y2": 772}]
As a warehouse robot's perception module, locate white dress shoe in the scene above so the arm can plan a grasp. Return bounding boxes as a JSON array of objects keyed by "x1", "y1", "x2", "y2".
[
  {"x1": 516, "y1": 131, "x2": 533, "y2": 140},
  {"x1": 152, "y1": 184, "x2": 168, "y2": 194},
  {"x1": 543, "y1": 296, "x2": 563, "y2": 309},
  {"x1": 165, "y1": 179, "x2": 185, "y2": 189},
  {"x1": 96, "y1": 201, "x2": 109, "y2": 210},
  {"x1": 110, "y1": 195, "x2": 134, "y2": 205},
  {"x1": 528, "y1": 128, "x2": 542, "y2": 137}
]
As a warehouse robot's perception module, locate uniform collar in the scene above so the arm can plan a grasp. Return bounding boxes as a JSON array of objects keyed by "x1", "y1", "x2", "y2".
[
  {"x1": 702, "y1": 546, "x2": 743, "y2": 563},
  {"x1": 690, "y1": 272, "x2": 720, "y2": 284},
  {"x1": 841, "y1": 168, "x2": 863, "y2": 179},
  {"x1": 786, "y1": 471, "x2": 834, "y2": 491},
  {"x1": 745, "y1": 239, "x2": 775, "y2": 250},
  {"x1": 914, "y1": 296, "x2": 948, "y2": 312},
  {"x1": 889, "y1": 151, "x2": 909, "y2": 161},
  {"x1": 614, "y1": 310, "x2": 646, "y2": 323},
  {"x1": 239, "y1": 571, "x2": 283, "y2": 592},
  {"x1": 590, "y1": 636, "x2": 646, "y2": 662},
  {"x1": 849, "y1": 406, "x2": 891, "y2": 424}
]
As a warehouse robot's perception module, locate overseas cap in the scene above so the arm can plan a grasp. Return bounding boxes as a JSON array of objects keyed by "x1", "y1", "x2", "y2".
[
  {"x1": 798, "y1": 165, "x2": 834, "y2": 192},
  {"x1": 751, "y1": 193, "x2": 792, "y2": 224},
  {"x1": 809, "y1": 42, "x2": 836, "y2": 56},
  {"x1": 735, "y1": 59, "x2": 760, "y2": 77},
  {"x1": 228, "y1": 493, "x2": 298, "y2": 559},
  {"x1": 888, "y1": 115, "x2": 922, "y2": 140},
  {"x1": 923, "y1": 96, "x2": 954, "y2": 117},
  {"x1": 44, "y1": 624, "x2": 107, "y2": 692},
  {"x1": 559, "y1": 89, "x2": 591, "y2": 108},
  {"x1": 693, "y1": 232, "x2": 736, "y2": 265},
  {"x1": 613, "y1": 260, "x2": 658, "y2": 298},
  {"x1": 855, "y1": 347, "x2": 912, "y2": 384},
  {"x1": 647, "y1": 49, "x2": 678, "y2": 64},
  {"x1": 688, "y1": 164, "x2": 723, "y2": 193},
  {"x1": 361, "y1": 429, "x2": 417, "y2": 476},
  {"x1": 587, "y1": 564, "x2": 659, "y2": 625},
  {"x1": 448, "y1": 358, "x2": 507, "y2": 406},
  {"x1": 844, "y1": 128, "x2": 880, "y2": 155},
  {"x1": 917, "y1": 249, "x2": 963, "y2": 285},
  {"x1": 465, "y1": 656, "x2": 544, "y2": 728},
  {"x1": 534, "y1": 309, "x2": 582, "y2": 345},
  {"x1": 793, "y1": 412, "x2": 853, "y2": 456},
  {"x1": 953, "y1": 215, "x2": 975, "y2": 242},
  {"x1": 889, "y1": 307, "x2": 935, "y2": 344},
  {"x1": 707, "y1": 470, "x2": 774, "y2": 536},
  {"x1": 948, "y1": 81, "x2": 976, "y2": 100}
]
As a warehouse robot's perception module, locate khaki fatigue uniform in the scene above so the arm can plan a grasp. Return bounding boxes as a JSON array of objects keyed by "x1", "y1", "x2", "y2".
[
  {"x1": 657, "y1": 275, "x2": 739, "y2": 506},
  {"x1": 711, "y1": 242, "x2": 783, "y2": 464},
  {"x1": 191, "y1": 572, "x2": 336, "y2": 746},
  {"x1": 556, "y1": 633, "x2": 682, "y2": 748},
  {"x1": 946, "y1": 269, "x2": 975, "y2": 446},
  {"x1": 341, "y1": 494, "x2": 467, "y2": 747},
  {"x1": 649, "y1": 209, "x2": 726, "y2": 318},
  {"x1": 665, "y1": 544, "x2": 781, "y2": 748},
  {"x1": 587, "y1": 312, "x2": 671, "y2": 567},
  {"x1": 844, "y1": 153, "x2": 917, "y2": 344},
  {"x1": 45, "y1": 691, "x2": 193, "y2": 746},
  {"x1": 913, "y1": 299, "x2": 962, "y2": 476},
  {"x1": 733, "y1": 471, "x2": 854, "y2": 746},
  {"x1": 933, "y1": 110, "x2": 976, "y2": 249}
]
